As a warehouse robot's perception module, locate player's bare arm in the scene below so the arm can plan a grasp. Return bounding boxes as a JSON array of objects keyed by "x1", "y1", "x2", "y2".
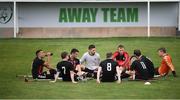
[
  {"x1": 45, "y1": 52, "x2": 54, "y2": 69},
  {"x1": 96, "y1": 67, "x2": 102, "y2": 84},
  {"x1": 70, "y1": 71, "x2": 77, "y2": 83}
]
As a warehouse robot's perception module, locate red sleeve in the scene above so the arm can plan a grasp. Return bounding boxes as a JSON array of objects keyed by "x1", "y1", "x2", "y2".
[{"x1": 112, "y1": 51, "x2": 119, "y2": 60}]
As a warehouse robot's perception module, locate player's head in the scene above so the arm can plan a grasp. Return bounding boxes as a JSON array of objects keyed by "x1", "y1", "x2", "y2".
[
  {"x1": 61, "y1": 51, "x2": 69, "y2": 60},
  {"x1": 118, "y1": 44, "x2": 125, "y2": 54},
  {"x1": 88, "y1": 44, "x2": 96, "y2": 55},
  {"x1": 158, "y1": 47, "x2": 166, "y2": 57},
  {"x1": 130, "y1": 55, "x2": 138, "y2": 65},
  {"x1": 70, "y1": 48, "x2": 79, "y2": 58},
  {"x1": 134, "y1": 49, "x2": 141, "y2": 57},
  {"x1": 36, "y1": 49, "x2": 45, "y2": 58},
  {"x1": 106, "y1": 52, "x2": 113, "y2": 59}
]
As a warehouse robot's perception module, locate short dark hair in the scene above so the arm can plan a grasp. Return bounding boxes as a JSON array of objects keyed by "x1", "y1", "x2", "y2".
[
  {"x1": 118, "y1": 44, "x2": 124, "y2": 48},
  {"x1": 61, "y1": 52, "x2": 68, "y2": 59},
  {"x1": 88, "y1": 44, "x2": 96, "y2": 50},
  {"x1": 70, "y1": 48, "x2": 79, "y2": 54},
  {"x1": 106, "y1": 52, "x2": 113, "y2": 58},
  {"x1": 158, "y1": 47, "x2": 166, "y2": 53},
  {"x1": 134, "y1": 49, "x2": 141, "y2": 57},
  {"x1": 36, "y1": 49, "x2": 43, "y2": 56}
]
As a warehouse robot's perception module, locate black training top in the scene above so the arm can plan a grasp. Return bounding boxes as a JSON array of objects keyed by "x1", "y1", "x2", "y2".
[
  {"x1": 32, "y1": 57, "x2": 45, "y2": 78},
  {"x1": 68, "y1": 56, "x2": 80, "y2": 68},
  {"x1": 130, "y1": 56, "x2": 153, "y2": 80},
  {"x1": 99, "y1": 59, "x2": 118, "y2": 82},
  {"x1": 57, "y1": 61, "x2": 74, "y2": 81}
]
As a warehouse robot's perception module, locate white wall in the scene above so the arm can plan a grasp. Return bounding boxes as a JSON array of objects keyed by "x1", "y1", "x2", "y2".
[
  {"x1": 18, "y1": 2, "x2": 147, "y2": 27},
  {"x1": 0, "y1": 2, "x2": 178, "y2": 28},
  {"x1": 150, "y1": 2, "x2": 178, "y2": 27}
]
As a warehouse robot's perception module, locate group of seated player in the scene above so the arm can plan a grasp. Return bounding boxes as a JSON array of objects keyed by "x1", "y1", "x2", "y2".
[{"x1": 31, "y1": 44, "x2": 177, "y2": 84}]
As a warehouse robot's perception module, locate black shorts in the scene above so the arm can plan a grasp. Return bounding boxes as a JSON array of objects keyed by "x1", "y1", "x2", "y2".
[
  {"x1": 154, "y1": 67, "x2": 168, "y2": 77},
  {"x1": 83, "y1": 68, "x2": 94, "y2": 73},
  {"x1": 121, "y1": 71, "x2": 131, "y2": 79},
  {"x1": 101, "y1": 77, "x2": 116, "y2": 82},
  {"x1": 155, "y1": 67, "x2": 160, "y2": 75},
  {"x1": 135, "y1": 73, "x2": 148, "y2": 80},
  {"x1": 32, "y1": 69, "x2": 56, "y2": 79},
  {"x1": 63, "y1": 74, "x2": 79, "y2": 82},
  {"x1": 83, "y1": 68, "x2": 98, "y2": 78}
]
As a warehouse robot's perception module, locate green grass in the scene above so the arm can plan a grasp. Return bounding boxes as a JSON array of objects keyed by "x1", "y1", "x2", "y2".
[{"x1": 0, "y1": 37, "x2": 180, "y2": 99}]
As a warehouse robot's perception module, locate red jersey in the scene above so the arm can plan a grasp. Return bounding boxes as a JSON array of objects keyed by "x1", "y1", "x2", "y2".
[
  {"x1": 112, "y1": 51, "x2": 130, "y2": 69},
  {"x1": 158, "y1": 54, "x2": 175, "y2": 76}
]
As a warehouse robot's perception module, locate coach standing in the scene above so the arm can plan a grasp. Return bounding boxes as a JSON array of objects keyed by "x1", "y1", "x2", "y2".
[{"x1": 80, "y1": 44, "x2": 101, "y2": 78}]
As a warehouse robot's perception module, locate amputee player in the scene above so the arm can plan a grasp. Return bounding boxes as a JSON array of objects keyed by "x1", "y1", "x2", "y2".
[
  {"x1": 32, "y1": 49, "x2": 56, "y2": 79},
  {"x1": 130, "y1": 49, "x2": 155, "y2": 81},
  {"x1": 155, "y1": 47, "x2": 177, "y2": 77},
  {"x1": 50, "y1": 52, "x2": 78, "y2": 83},
  {"x1": 113, "y1": 44, "x2": 130, "y2": 70},
  {"x1": 80, "y1": 44, "x2": 101, "y2": 78},
  {"x1": 97, "y1": 52, "x2": 121, "y2": 84},
  {"x1": 68, "y1": 48, "x2": 83, "y2": 76}
]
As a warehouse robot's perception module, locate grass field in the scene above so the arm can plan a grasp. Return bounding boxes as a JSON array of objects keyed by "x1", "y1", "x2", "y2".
[{"x1": 0, "y1": 37, "x2": 180, "y2": 99}]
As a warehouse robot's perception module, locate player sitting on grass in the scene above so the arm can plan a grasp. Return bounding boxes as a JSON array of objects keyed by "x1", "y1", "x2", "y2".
[
  {"x1": 131, "y1": 50, "x2": 155, "y2": 79},
  {"x1": 32, "y1": 49, "x2": 56, "y2": 79},
  {"x1": 130, "y1": 49, "x2": 155, "y2": 85},
  {"x1": 80, "y1": 44, "x2": 101, "y2": 78},
  {"x1": 51, "y1": 52, "x2": 80, "y2": 83},
  {"x1": 97, "y1": 52, "x2": 121, "y2": 84},
  {"x1": 68, "y1": 48, "x2": 83, "y2": 76},
  {"x1": 113, "y1": 44, "x2": 130, "y2": 70},
  {"x1": 155, "y1": 47, "x2": 177, "y2": 77},
  {"x1": 112, "y1": 44, "x2": 132, "y2": 79}
]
